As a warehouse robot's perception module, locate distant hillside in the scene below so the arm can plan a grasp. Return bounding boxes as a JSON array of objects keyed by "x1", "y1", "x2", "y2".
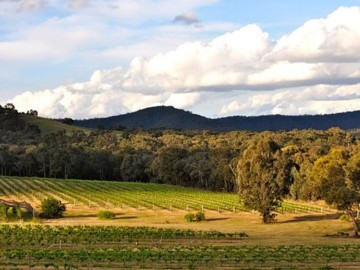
[
  {"x1": 23, "y1": 115, "x2": 91, "y2": 135},
  {"x1": 74, "y1": 106, "x2": 213, "y2": 130},
  {"x1": 74, "y1": 106, "x2": 360, "y2": 132}
]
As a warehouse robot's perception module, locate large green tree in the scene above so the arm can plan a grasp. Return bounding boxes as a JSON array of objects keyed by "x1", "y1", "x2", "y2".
[
  {"x1": 236, "y1": 137, "x2": 292, "y2": 223},
  {"x1": 312, "y1": 148, "x2": 360, "y2": 233}
]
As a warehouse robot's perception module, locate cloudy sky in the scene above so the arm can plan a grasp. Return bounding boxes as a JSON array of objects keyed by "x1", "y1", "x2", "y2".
[{"x1": 1, "y1": 0, "x2": 360, "y2": 119}]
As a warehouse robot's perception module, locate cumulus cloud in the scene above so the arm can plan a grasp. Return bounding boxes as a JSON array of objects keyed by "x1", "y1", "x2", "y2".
[
  {"x1": 11, "y1": 67, "x2": 203, "y2": 118},
  {"x1": 9, "y1": 6, "x2": 360, "y2": 118},
  {"x1": 173, "y1": 12, "x2": 200, "y2": 25},
  {"x1": 220, "y1": 84, "x2": 360, "y2": 116},
  {"x1": 267, "y1": 6, "x2": 360, "y2": 63},
  {"x1": 121, "y1": 24, "x2": 271, "y2": 92}
]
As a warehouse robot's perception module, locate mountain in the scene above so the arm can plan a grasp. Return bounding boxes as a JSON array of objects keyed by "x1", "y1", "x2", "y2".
[{"x1": 73, "y1": 106, "x2": 360, "y2": 132}]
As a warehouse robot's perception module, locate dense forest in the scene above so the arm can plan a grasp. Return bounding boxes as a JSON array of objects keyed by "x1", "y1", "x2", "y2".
[{"x1": 75, "y1": 106, "x2": 360, "y2": 132}]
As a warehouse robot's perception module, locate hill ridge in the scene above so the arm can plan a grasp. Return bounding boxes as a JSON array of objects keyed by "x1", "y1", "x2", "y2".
[{"x1": 73, "y1": 106, "x2": 360, "y2": 132}]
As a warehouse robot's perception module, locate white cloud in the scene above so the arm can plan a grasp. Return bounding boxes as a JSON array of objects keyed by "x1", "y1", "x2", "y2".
[
  {"x1": 0, "y1": 15, "x2": 107, "y2": 64},
  {"x1": 164, "y1": 93, "x2": 201, "y2": 109},
  {"x1": 121, "y1": 24, "x2": 270, "y2": 92},
  {"x1": 268, "y1": 6, "x2": 360, "y2": 63},
  {"x1": 8, "y1": 6, "x2": 360, "y2": 118},
  {"x1": 220, "y1": 84, "x2": 360, "y2": 116}
]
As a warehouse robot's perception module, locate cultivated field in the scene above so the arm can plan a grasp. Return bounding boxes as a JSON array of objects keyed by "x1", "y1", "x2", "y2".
[
  {"x1": 0, "y1": 176, "x2": 359, "y2": 269},
  {"x1": 0, "y1": 176, "x2": 331, "y2": 214}
]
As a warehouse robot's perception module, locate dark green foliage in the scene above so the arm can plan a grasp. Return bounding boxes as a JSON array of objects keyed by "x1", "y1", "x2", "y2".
[
  {"x1": 236, "y1": 137, "x2": 293, "y2": 223},
  {"x1": 40, "y1": 197, "x2": 66, "y2": 218},
  {"x1": 120, "y1": 150, "x2": 152, "y2": 182},
  {"x1": 195, "y1": 211, "x2": 205, "y2": 221},
  {"x1": 311, "y1": 148, "x2": 360, "y2": 232},
  {"x1": 62, "y1": 118, "x2": 74, "y2": 125},
  {"x1": 97, "y1": 211, "x2": 116, "y2": 220},
  {"x1": 0, "y1": 114, "x2": 40, "y2": 145}
]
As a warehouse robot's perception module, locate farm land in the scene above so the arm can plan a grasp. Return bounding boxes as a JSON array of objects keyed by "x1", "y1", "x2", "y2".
[
  {"x1": 0, "y1": 176, "x2": 359, "y2": 269},
  {"x1": 2, "y1": 108, "x2": 360, "y2": 269}
]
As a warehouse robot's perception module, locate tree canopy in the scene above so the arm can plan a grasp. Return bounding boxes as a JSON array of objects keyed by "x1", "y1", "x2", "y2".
[{"x1": 236, "y1": 137, "x2": 293, "y2": 223}]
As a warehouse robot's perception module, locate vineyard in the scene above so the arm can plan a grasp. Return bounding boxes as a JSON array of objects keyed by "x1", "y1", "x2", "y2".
[
  {"x1": 0, "y1": 176, "x2": 331, "y2": 214},
  {"x1": 0, "y1": 177, "x2": 357, "y2": 269},
  {"x1": 0, "y1": 225, "x2": 359, "y2": 269}
]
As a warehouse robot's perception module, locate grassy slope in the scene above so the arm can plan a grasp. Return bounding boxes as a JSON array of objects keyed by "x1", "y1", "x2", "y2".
[{"x1": 21, "y1": 114, "x2": 91, "y2": 135}]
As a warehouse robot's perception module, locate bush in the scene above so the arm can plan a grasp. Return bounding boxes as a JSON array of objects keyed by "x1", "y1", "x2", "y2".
[
  {"x1": 195, "y1": 211, "x2": 205, "y2": 221},
  {"x1": 185, "y1": 213, "x2": 195, "y2": 222},
  {"x1": 40, "y1": 197, "x2": 66, "y2": 218},
  {"x1": 97, "y1": 210, "x2": 116, "y2": 220},
  {"x1": 0, "y1": 203, "x2": 7, "y2": 220},
  {"x1": 6, "y1": 207, "x2": 16, "y2": 219},
  {"x1": 185, "y1": 212, "x2": 205, "y2": 222},
  {"x1": 15, "y1": 206, "x2": 23, "y2": 220}
]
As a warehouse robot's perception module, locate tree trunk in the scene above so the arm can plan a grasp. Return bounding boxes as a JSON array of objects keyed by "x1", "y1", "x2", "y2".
[
  {"x1": 262, "y1": 210, "x2": 271, "y2": 223},
  {"x1": 346, "y1": 209, "x2": 360, "y2": 235}
]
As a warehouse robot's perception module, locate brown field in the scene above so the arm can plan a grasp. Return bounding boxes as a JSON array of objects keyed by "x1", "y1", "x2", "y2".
[{"x1": 14, "y1": 204, "x2": 356, "y2": 246}]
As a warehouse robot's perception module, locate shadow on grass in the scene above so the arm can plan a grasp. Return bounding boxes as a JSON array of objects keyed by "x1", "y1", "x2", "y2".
[
  {"x1": 63, "y1": 213, "x2": 138, "y2": 220},
  {"x1": 206, "y1": 217, "x2": 229, "y2": 222},
  {"x1": 278, "y1": 213, "x2": 341, "y2": 224},
  {"x1": 114, "y1": 216, "x2": 137, "y2": 220},
  {"x1": 63, "y1": 214, "x2": 97, "y2": 219}
]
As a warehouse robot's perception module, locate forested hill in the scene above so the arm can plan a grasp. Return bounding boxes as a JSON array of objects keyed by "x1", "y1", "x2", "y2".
[{"x1": 74, "y1": 106, "x2": 360, "y2": 131}]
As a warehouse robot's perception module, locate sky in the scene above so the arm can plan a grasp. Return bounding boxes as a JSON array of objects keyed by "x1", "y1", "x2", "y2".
[{"x1": 1, "y1": 0, "x2": 360, "y2": 119}]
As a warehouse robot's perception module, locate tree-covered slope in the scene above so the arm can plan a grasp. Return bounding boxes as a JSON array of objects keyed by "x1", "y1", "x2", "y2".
[
  {"x1": 74, "y1": 106, "x2": 360, "y2": 132},
  {"x1": 74, "y1": 106, "x2": 213, "y2": 130}
]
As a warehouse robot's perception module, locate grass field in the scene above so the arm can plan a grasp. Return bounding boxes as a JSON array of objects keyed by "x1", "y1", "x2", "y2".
[
  {"x1": 22, "y1": 115, "x2": 90, "y2": 135},
  {"x1": 0, "y1": 176, "x2": 359, "y2": 269}
]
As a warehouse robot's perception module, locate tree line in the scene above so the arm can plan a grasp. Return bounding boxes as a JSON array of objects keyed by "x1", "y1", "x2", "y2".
[{"x1": 1, "y1": 105, "x2": 360, "y2": 226}]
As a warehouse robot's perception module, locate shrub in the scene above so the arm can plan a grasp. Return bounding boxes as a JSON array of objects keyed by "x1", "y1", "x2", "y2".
[
  {"x1": 15, "y1": 206, "x2": 23, "y2": 220},
  {"x1": 40, "y1": 197, "x2": 66, "y2": 218},
  {"x1": 97, "y1": 210, "x2": 116, "y2": 220},
  {"x1": 6, "y1": 206, "x2": 16, "y2": 219},
  {"x1": 195, "y1": 211, "x2": 205, "y2": 221},
  {"x1": 185, "y1": 213, "x2": 195, "y2": 222},
  {"x1": 0, "y1": 203, "x2": 7, "y2": 220},
  {"x1": 185, "y1": 212, "x2": 205, "y2": 222}
]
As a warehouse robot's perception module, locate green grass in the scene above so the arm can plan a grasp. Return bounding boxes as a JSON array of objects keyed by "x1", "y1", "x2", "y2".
[{"x1": 22, "y1": 114, "x2": 90, "y2": 135}]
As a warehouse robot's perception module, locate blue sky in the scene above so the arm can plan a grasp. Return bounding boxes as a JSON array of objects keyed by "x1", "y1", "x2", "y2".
[
  {"x1": 1, "y1": 0, "x2": 360, "y2": 118},
  {"x1": 200, "y1": 0, "x2": 336, "y2": 35}
]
